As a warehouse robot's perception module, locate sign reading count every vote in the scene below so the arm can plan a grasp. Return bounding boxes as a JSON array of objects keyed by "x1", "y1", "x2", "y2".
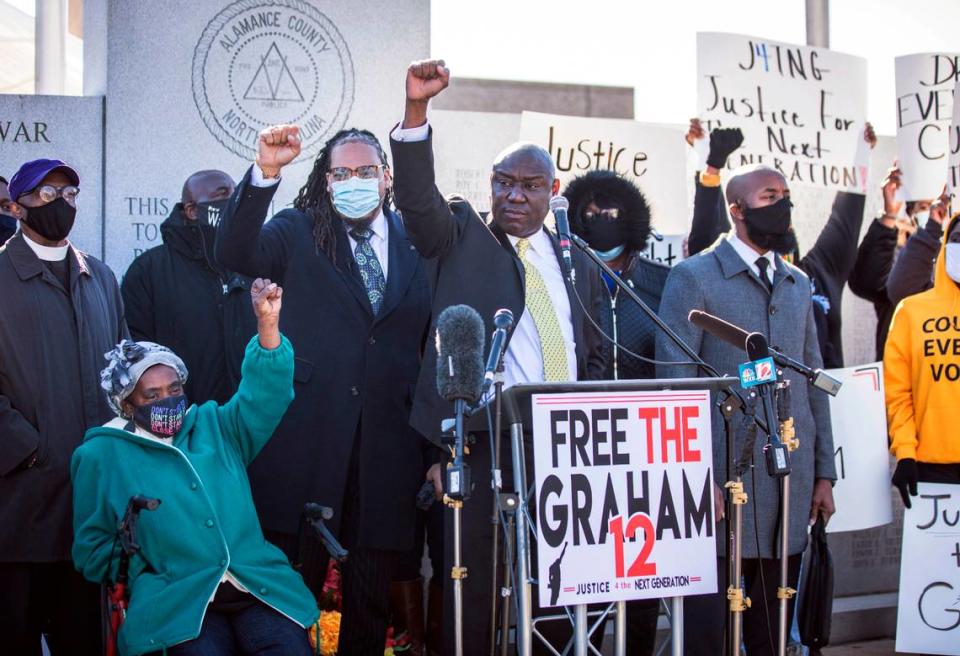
[
  {"x1": 696, "y1": 32, "x2": 869, "y2": 193},
  {"x1": 531, "y1": 390, "x2": 717, "y2": 607}
]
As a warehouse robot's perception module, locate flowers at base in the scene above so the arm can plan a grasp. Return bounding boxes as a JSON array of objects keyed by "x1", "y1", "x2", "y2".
[{"x1": 309, "y1": 610, "x2": 341, "y2": 656}]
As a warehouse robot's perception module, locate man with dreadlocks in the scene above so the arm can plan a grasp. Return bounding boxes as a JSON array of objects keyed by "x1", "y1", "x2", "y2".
[{"x1": 215, "y1": 125, "x2": 432, "y2": 656}]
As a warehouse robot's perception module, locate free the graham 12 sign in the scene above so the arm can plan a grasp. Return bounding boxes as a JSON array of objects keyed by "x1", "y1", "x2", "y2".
[{"x1": 531, "y1": 390, "x2": 718, "y2": 607}]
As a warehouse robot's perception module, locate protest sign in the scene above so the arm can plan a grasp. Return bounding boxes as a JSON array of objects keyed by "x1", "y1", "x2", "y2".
[
  {"x1": 895, "y1": 483, "x2": 960, "y2": 654},
  {"x1": 895, "y1": 53, "x2": 960, "y2": 200},
  {"x1": 949, "y1": 79, "x2": 960, "y2": 194},
  {"x1": 696, "y1": 32, "x2": 869, "y2": 193},
  {"x1": 519, "y1": 112, "x2": 688, "y2": 234},
  {"x1": 530, "y1": 390, "x2": 717, "y2": 607},
  {"x1": 824, "y1": 363, "x2": 894, "y2": 533}
]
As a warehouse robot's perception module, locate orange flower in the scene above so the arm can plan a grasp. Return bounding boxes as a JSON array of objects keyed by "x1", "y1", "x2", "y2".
[{"x1": 308, "y1": 610, "x2": 341, "y2": 656}]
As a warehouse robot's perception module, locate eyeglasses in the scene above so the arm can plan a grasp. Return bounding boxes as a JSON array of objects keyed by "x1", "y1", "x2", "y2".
[
  {"x1": 327, "y1": 165, "x2": 385, "y2": 183},
  {"x1": 583, "y1": 208, "x2": 620, "y2": 221},
  {"x1": 21, "y1": 184, "x2": 80, "y2": 207}
]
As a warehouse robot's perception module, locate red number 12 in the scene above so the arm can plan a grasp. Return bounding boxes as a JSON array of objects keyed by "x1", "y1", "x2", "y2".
[{"x1": 609, "y1": 513, "x2": 657, "y2": 578}]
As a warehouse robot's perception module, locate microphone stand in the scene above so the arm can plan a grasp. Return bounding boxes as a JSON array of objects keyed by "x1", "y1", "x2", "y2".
[
  {"x1": 570, "y1": 235, "x2": 759, "y2": 656},
  {"x1": 488, "y1": 363, "x2": 507, "y2": 656},
  {"x1": 444, "y1": 396, "x2": 470, "y2": 656},
  {"x1": 775, "y1": 377, "x2": 797, "y2": 656}
]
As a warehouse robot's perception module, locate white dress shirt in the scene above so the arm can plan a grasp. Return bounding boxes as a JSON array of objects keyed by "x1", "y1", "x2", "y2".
[
  {"x1": 250, "y1": 164, "x2": 389, "y2": 278},
  {"x1": 23, "y1": 233, "x2": 69, "y2": 261},
  {"x1": 728, "y1": 233, "x2": 775, "y2": 285}
]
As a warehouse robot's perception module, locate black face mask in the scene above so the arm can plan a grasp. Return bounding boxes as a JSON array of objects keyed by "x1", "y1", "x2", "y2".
[
  {"x1": 132, "y1": 394, "x2": 187, "y2": 438},
  {"x1": 194, "y1": 199, "x2": 229, "y2": 227},
  {"x1": 24, "y1": 198, "x2": 76, "y2": 241},
  {"x1": 742, "y1": 197, "x2": 798, "y2": 255},
  {"x1": 577, "y1": 215, "x2": 624, "y2": 252}
]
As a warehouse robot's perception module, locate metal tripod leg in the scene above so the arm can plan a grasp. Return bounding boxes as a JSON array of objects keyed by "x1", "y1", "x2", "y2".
[{"x1": 511, "y1": 421, "x2": 532, "y2": 656}]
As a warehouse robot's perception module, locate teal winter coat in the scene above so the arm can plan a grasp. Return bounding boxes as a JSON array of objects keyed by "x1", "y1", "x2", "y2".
[{"x1": 71, "y1": 336, "x2": 319, "y2": 655}]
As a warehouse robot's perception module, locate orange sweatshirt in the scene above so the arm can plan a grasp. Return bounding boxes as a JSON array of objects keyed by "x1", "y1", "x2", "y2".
[{"x1": 884, "y1": 214, "x2": 960, "y2": 463}]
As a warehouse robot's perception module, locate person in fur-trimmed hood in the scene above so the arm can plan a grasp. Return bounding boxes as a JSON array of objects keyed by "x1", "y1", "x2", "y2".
[{"x1": 563, "y1": 170, "x2": 667, "y2": 656}]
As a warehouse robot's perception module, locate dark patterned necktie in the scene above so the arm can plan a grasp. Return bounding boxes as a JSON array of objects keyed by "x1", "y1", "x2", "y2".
[
  {"x1": 350, "y1": 227, "x2": 386, "y2": 314},
  {"x1": 755, "y1": 257, "x2": 773, "y2": 293}
]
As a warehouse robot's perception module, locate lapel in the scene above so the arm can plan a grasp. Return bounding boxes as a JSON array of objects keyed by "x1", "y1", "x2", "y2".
[
  {"x1": 376, "y1": 209, "x2": 418, "y2": 322},
  {"x1": 332, "y1": 215, "x2": 375, "y2": 317},
  {"x1": 713, "y1": 237, "x2": 773, "y2": 296},
  {"x1": 5, "y1": 233, "x2": 85, "y2": 296},
  {"x1": 487, "y1": 219, "x2": 525, "y2": 288},
  {"x1": 771, "y1": 255, "x2": 795, "y2": 293}
]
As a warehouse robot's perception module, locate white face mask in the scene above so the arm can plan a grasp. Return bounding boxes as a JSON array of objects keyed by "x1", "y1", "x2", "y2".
[
  {"x1": 913, "y1": 210, "x2": 930, "y2": 225},
  {"x1": 946, "y1": 243, "x2": 960, "y2": 283}
]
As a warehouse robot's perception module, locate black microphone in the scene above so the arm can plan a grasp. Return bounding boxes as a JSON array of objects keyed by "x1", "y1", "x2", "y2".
[
  {"x1": 688, "y1": 309, "x2": 842, "y2": 396},
  {"x1": 745, "y1": 332, "x2": 791, "y2": 477},
  {"x1": 435, "y1": 305, "x2": 485, "y2": 404},
  {"x1": 482, "y1": 309, "x2": 514, "y2": 394},
  {"x1": 551, "y1": 196, "x2": 574, "y2": 279}
]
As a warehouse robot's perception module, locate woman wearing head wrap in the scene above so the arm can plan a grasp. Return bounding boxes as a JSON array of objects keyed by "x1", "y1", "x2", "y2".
[{"x1": 70, "y1": 279, "x2": 319, "y2": 656}]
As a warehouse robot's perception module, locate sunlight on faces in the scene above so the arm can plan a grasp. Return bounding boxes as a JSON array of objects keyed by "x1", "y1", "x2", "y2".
[
  {"x1": 121, "y1": 364, "x2": 183, "y2": 418},
  {"x1": 489, "y1": 144, "x2": 560, "y2": 238},
  {"x1": 326, "y1": 142, "x2": 391, "y2": 223}
]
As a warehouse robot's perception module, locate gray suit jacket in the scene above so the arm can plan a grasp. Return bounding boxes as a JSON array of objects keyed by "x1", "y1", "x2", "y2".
[{"x1": 656, "y1": 236, "x2": 836, "y2": 558}]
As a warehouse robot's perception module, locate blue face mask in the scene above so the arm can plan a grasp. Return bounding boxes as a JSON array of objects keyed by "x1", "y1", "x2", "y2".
[
  {"x1": 331, "y1": 177, "x2": 382, "y2": 220},
  {"x1": 595, "y1": 244, "x2": 625, "y2": 262}
]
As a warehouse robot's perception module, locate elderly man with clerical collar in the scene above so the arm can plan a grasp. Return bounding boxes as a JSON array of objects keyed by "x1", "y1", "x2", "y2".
[
  {"x1": 0, "y1": 158, "x2": 128, "y2": 654},
  {"x1": 656, "y1": 164, "x2": 836, "y2": 656},
  {"x1": 122, "y1": 169, "x2": 257, "y2": 406},
  {"x1": 390, "y1": 59, "x2": 607, "y2": 656}
]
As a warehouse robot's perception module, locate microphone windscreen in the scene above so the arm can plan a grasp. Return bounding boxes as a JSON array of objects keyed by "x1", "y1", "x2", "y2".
[
  {"x1": 688, "y1": 310, "x2": 750, "y2": 351},
  {"x1": 745, "y1": 332, "x2": 770, "y2": 362},
  {"x1": 436, "y1": 304, "x2": 485, "y2": 403},
  {"x1": 549, "y1": 196, "x2": 569, "y2": 212}
]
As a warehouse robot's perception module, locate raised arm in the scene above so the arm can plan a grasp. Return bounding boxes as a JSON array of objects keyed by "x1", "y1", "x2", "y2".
[
  {"x1": 686, "y1": 121, "x2": 741, "y2": 256},
  {"x1": 850, "y1": 164, "x2": 903, "y2": 303},
  {"x1": 886, "y1": 190, "x2": 948, "y2": 305},
  {"x1": 215, "y1": 125, "x2": 302, "y2": 281},
  {"x1": 390, "y1": 59, "x2": 465, "y2": 259},
  {"x1": 216, "y1": 278, "x2": 294, "y2": 465}
]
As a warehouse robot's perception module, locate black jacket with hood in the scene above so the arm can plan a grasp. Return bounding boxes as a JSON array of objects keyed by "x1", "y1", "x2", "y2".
[{"x1": 121, "y1": 205, "x2": 257, "y2": 405}]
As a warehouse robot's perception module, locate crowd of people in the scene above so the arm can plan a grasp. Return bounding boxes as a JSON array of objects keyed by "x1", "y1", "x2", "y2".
[{"x1": 0, "y1": 58, "x2": 957, "y2": 656}]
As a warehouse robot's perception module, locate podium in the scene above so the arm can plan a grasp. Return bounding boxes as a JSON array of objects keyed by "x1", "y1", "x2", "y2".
[{"x1": 498, "y1": 376, "x2": 738, "y2": 656}]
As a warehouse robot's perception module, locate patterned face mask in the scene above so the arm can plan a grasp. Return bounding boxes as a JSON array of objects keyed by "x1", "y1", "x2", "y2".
[{"x1": 132, "y1": 394, "x2": 187, "y2": 438}]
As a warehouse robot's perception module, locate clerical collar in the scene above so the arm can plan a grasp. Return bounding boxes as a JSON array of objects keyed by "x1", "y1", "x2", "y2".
[{"x1": 23, "y1": 233, "x2": 69, "y2": 262}]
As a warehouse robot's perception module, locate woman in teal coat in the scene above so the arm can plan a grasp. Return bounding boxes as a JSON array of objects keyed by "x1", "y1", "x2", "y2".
[{"x1": 71, "y1": 278, "x2": 319, "y2": 655}]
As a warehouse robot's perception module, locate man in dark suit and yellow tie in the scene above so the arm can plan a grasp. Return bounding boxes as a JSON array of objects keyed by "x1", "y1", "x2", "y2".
[{"x1": 390, "y1": 59, "x2": 607, "y2": 655}]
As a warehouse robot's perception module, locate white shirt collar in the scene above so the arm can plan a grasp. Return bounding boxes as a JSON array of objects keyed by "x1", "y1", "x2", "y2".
[
  {"x1": 507, "y1": 227, "x2": 551, "y2": 254},
  {"x1": 23, "y1": 233, "x2": 69, "y2": 262},
  {"x1": 728, "y1": 233, "x2": 776, "y2": 275},
  {"x1": 348, "y1": 209, "x2": 387, "y2": 242}
]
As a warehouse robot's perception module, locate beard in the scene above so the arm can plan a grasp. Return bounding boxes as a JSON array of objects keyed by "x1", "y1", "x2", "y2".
[{"x1": 747, "y1": 223, "x2": 799, "y2": 256}]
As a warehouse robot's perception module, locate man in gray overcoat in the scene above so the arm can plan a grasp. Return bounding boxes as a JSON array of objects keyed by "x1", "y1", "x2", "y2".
[{"x1": 656, "y1": 164, "x2": 836, "y2": 656}]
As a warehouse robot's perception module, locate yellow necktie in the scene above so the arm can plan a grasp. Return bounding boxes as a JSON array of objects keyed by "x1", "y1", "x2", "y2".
[{"x1": 516, "y1": 238, "x2": 570, "y2": 382}]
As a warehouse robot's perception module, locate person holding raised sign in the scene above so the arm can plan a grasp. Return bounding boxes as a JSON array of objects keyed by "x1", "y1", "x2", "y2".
[{"x1": 656, "y1": 163, "x2": 837, "y2": 656}]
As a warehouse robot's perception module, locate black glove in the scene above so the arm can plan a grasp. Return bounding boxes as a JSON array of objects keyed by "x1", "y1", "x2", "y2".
[
  {"x1": 707, "y1": 127, "x2": 745, "y2": 170},
  {"x1": 892, "y1": 458, "x2": 919, "y2": 508}
]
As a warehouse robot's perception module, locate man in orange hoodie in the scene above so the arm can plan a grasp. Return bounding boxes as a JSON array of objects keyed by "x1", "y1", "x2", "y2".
[{"x1": 884, "y1": 211, "x2": 960, "y2": 506}]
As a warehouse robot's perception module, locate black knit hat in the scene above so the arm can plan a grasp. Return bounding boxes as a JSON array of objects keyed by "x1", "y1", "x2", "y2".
[{"x1": 562, "y1": 170, "x2": 652, "y2": 253}]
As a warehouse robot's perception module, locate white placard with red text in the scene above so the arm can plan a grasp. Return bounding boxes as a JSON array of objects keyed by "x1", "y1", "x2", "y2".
[
  {"x1": 531, "y1": 390, "x2": 717, "y2": 607},
  {"x1": 895, "y1": 483, "x2": 960, "y2": 654}
]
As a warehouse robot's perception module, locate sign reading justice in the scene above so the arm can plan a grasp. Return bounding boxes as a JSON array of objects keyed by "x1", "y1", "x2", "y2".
[
  {"x1": 531, "y1": 390, "x2": 717, "y2": 607},
  {"x1": 696, "y1": 32, "x2": 869, "y2": 193}
]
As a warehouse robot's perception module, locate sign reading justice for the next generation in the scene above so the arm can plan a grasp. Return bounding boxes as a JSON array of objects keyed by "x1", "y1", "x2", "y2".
[
  {"x1": 531, "y1": 390, "x2": 717, "y2": 608},
  {"x1": 697, "y1": 33, "x2": 869, "y2": 193}
]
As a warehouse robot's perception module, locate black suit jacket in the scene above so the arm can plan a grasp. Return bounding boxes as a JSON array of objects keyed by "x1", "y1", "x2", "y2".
[
  {"x1": 215, "y1": 169, "x2": 432, "y2": 551},
  {"x1": 390, "y1": 132, "x2": 607, "y2": 445}
]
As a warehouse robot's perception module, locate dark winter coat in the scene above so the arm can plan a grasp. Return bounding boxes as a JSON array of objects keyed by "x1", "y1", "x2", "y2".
[
  {"x1": 215, "y1": 171, "x2": 432, "y2": 551},
  {"x1": 121, "y1": 207, "x2": 257, "y2": 405},
  {"x1": 848, "y1": 218, "x2": 899, "y2": 361},
  {"x1": 886, "y1": 219, "x2": 942, "y2": 307},
  {"x1": 0, "y1": 233, "x2": 127, "y2": 561}
]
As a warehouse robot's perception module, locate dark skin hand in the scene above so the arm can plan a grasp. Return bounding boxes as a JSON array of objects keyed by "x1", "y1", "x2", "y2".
[
  {"x1": 181, "y1": 170, "x2": 235, "y2": 221},
  {"x1": 1, "y1": 170, "x2": 77, "y2": 247}
]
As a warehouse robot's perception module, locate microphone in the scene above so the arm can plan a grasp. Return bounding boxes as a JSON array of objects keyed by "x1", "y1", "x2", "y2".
[
  {"x1": 550, "y1": 196, "x2": 574, "y2": 279},
  {"x1": 744, "y1": 332, "x2": 790, "y2": 477},
  {"x1": 482, "y1": 309, "x2": 514, "y2": 394},
  {"x1": 688, "y1": 309, "x2": 842, "y2": 396},
  {"x1": 435, "y1": 304, "x2": 485, "y2": 405}
]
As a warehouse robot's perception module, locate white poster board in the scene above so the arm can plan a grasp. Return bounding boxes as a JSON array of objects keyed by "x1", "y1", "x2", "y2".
[
  {"x1": 949, "y1": 79, "x2": 960, "y2": 194},
  {"x1": 895, "y1": 53, "x2": 960, "y2": 201},
  {"x1": 519, "y1": 112, "x2": 688, "y2": 234},
  {"x1": 531, "y1": 390, "x2": 717, "y2": 607},
  {"x1": 696, "y1": 32, "x2": 869, "y2": 193},
  {"x1": 824, "y1": 362, "x2": 894, "y2": 533},
  {"x1": 895, "y1": 483, "x2": 960, "y2": 654}
]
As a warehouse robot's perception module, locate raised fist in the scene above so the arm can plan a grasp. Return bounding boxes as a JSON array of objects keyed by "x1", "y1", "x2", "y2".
[
  {"x1": 707, "y1": 127, "x2": 744, "y2": 170},
  {"x1": 256, "y1": 125, "x2": 301, "y2": 178},
  {"x1": 251, "y1": 278, "x2": 282, "y2": 323},
  {"x1": 406, "y1": 59, "x2": 450, "y2": 103}
]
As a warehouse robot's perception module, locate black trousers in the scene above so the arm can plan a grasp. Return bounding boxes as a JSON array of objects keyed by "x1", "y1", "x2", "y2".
[
  {"x1": 625, "y1": 597, "x2": 660, "y2": 655},
  {"x1": 0, "y1": 561, "x2": 102, "y2": 656},
  {"x1": 266, "y1": 431, "x2": 398, "y2": 656},
  {"x1": 682, "y1": 554, "x2": 802, "y2": 656},
  {"x1": 442, "y1": 431, "x2": 604, "y2": 656},
  {"x1": 918, "y1": 461, "x2": 960, "y2": 483}
]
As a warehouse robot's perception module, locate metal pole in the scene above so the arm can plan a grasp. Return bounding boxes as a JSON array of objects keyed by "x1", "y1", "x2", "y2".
[
  {"x1": 35, "y1": 0, "x2": 68, "y2": 94},
  {"x1": 511, "y1": 422, "x2": 532, "y2": 656},
  {"x1": 670, "y1": 597, "x2": 684, "y2": 656},
  {"x1": 614, "y1": 600, "x2": 626, "y2": 656},
  {"x1": 489, "y1": 380, "x2": 505, "y2": 656},
  {"x1": 805, "y1": 0, "x2": 830, "y2": 48},
  {"x1": 452, "y1": 501, "x2": 464, "y2": 656},
  {"x1": 574, "y1": 605, "x2": 589, "y2": 656},
  {"x1": 777, "y1": 475, "x2": 792, "y2": 656}
]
